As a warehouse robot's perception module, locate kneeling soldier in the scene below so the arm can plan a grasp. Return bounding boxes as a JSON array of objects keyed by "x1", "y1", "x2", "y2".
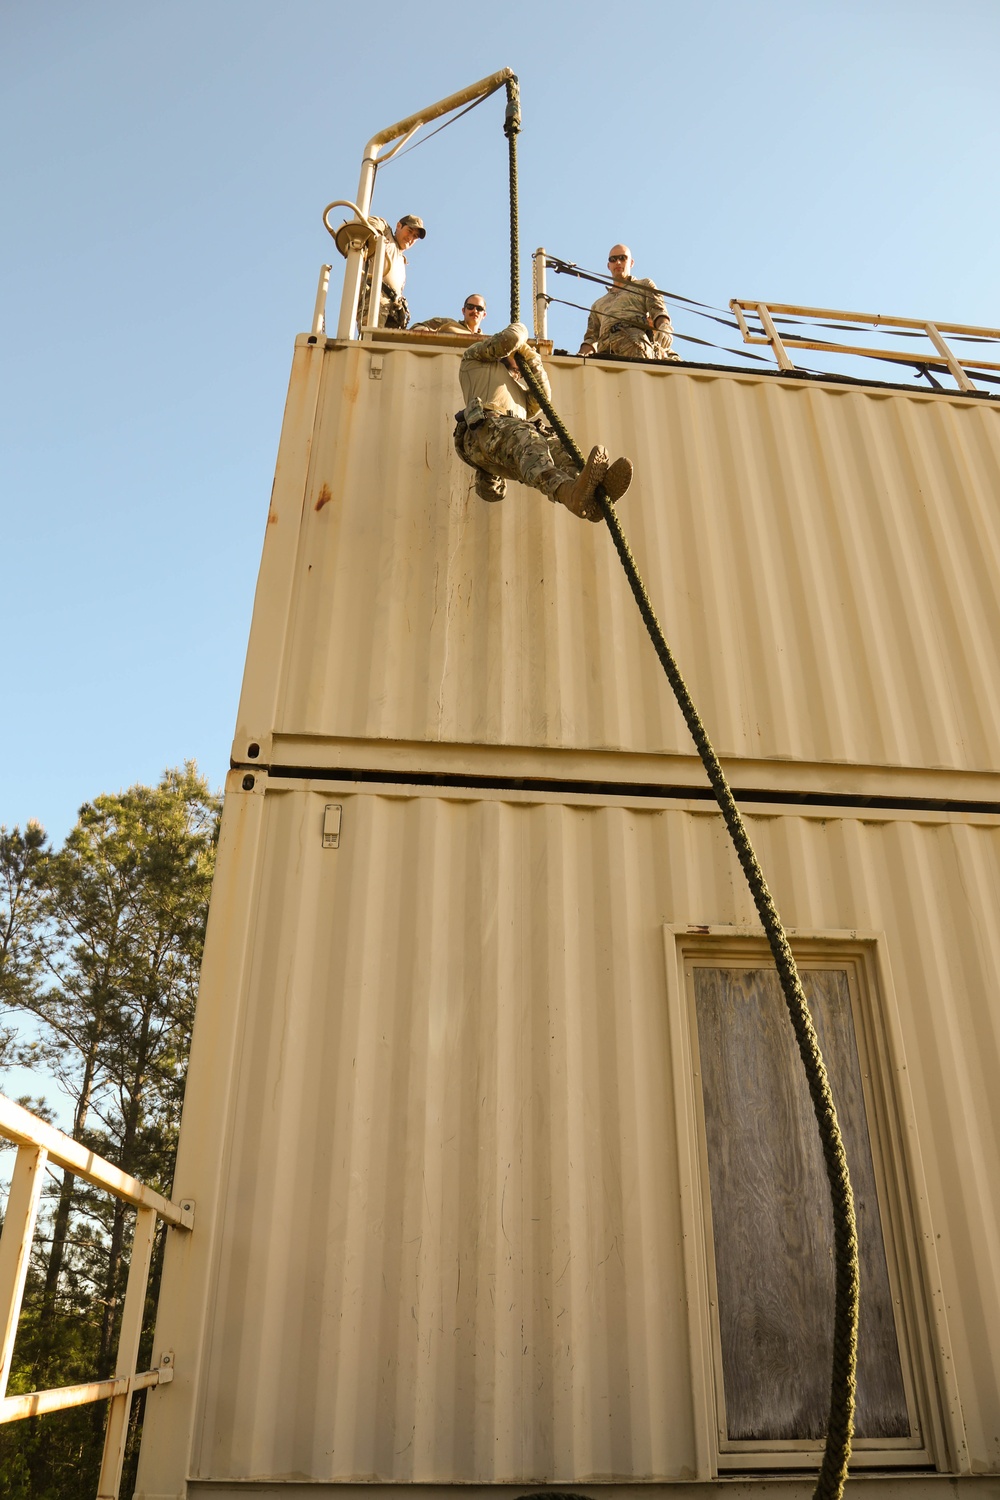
[{"x1": 454, "y1": 322, "x2": 632, "y2": 523}]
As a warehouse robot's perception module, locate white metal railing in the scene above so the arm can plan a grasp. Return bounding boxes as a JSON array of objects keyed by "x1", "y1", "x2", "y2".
[
  {"x1": 0, "y1": 1092, "x2": 193, "y2": 1499},
  {"x1": 311, "y1": 263, "x2": 332, "y2": 338},
  {"x1": 532, "y1": 246, "x2": 549, "y2": 343},
  {"x1": 731, "y1": 299, "x2": 1000, "y2": 393}
]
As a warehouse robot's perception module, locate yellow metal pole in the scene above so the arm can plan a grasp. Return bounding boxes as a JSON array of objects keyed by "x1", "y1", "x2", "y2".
[
  {"x1": 756, "y1": 301, "x2": 796, "y2": 370},
  {"x1": 97, "y1": 1205, "x2": 159, "y2": 1499},
  {"x1": 533, "y1": 249, "x2": 548, "y2": 343},
  {"x1": 925, "y1": 321, "x2": 976, "y2": 392},
  {"x1": 311, "y1": 264, "x2": 331, "y2": 338},
  {"x1": 0, "y1": 1145, "x2": 47, "y2": 1399}
]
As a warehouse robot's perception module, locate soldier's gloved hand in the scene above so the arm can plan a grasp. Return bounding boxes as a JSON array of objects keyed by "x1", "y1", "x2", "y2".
[{"x1": 578, "y1": 343, "x2": 596, "y2": 357}]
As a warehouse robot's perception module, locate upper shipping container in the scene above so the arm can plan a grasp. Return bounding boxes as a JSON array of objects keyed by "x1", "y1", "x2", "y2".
[{"x1": 236, "y1": 340, "x2": 1000, "y2": 789}]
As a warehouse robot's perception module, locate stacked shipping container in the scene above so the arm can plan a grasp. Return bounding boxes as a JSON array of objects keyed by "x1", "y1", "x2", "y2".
[{"x1": 136, "y1": 338, "x2": 1000, "y2": 1498}]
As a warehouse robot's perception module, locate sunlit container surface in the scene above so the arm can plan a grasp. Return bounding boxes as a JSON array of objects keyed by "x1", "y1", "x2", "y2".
[
  {"x1": 137, "y1": 776, "x2": 999, "y2": 1496},
  {"x1": 137, "y1": 336, "x2": 1000, "y2": 1497},
  {"x1": 235, "y1": 340, "x2": 1000, "y2": 784}
]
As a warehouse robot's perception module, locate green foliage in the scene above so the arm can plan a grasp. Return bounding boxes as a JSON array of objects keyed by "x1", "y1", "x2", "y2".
[
  {"x1": 0, "y1": 765, "x2": 221, "y2": 1498},
  {"x1": 0, "y1": 819, "x2": 50, "y2": 1070}
]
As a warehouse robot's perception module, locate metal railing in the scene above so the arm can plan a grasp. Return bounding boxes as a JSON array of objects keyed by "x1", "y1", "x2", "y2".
[
  {"x1": 533, "y1": 246, "x2": 549, "y2": 343},
  {"x1": 731, "y1": 299, "x2": 1000, "y2": 393},
  {"x1": 0, "y1": 1092, "x2": 193, "y2": 1499}
]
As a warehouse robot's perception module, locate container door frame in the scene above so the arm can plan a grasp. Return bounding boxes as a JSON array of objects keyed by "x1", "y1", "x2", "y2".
[{"x1": 663, "y1": 924, "x2": 969, "y2": 1479}]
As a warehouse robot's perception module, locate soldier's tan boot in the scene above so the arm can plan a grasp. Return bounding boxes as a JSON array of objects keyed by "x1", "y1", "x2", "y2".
[
  {"x1": 601, "y1": 456, "x2": 633, "y2": 504},
  {"x1": 553, "y1": 445, "x2": 609, "y2": 523}
]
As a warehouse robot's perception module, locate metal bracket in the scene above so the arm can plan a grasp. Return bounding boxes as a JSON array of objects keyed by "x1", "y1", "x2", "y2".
[{"x1": 323, "y1": 805, "x2": 343, "y2": 849}]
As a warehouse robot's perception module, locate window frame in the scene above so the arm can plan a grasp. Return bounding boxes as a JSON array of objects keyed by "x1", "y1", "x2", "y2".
[{"x1": 663, "y1": 925, "x2": 967, "y2": 1479}]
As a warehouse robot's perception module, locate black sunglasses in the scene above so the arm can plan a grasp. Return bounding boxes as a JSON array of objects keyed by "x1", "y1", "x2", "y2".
[
  {"x1": 608, "y1": 255, "x2": 629, "y2": 263},
  {"x1": 464, "y1": 303, "x2": 486, "y2": 312}
]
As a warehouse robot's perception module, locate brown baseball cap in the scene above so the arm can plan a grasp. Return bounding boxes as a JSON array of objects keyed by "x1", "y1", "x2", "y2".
[{"x1": 398, "y1": 214, "x2": 426, "y2": 238}]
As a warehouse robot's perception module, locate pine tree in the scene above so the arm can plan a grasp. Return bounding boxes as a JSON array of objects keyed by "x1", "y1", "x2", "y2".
[{"x1": 0, "y1": 765, "x2": 220, "y2": 1497}]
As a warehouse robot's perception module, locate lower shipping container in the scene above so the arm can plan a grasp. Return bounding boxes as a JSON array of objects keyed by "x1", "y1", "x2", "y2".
[{"x1": 136, "y1": 772, "x2": 1000, "y2": 1497}]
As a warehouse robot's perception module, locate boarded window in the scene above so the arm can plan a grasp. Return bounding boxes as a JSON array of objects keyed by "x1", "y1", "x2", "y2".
[{"x1": 690, "y1": 962, "x2": 919, "y2": 1455}]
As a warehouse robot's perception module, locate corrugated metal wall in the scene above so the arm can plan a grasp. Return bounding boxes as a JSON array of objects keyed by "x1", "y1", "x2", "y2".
[
  {"x1": 137, "y1": 342, "x2": 1000, "y2": 1496},
  {"x1": 236, "y1": 343, "x2": 1000, "y2": 780},
  {"x1": 140, "y1": 781, "x2": 999, "y2": 1489}
]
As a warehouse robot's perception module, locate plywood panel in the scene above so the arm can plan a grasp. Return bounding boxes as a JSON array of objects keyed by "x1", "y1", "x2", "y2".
[{"x1": 692, "y1": 965, "x2": 908, "y2": 1442}]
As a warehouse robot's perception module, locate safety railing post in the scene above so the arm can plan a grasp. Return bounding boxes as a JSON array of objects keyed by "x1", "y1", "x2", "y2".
[
  {"x1": 96, "y1": 1204, "x2": 158, "y2": 1500},
  {"x1": 335, "y1": 237, "x2": 369, "y2": 342},
  {"x1": 360, "y1": 233, "x2": 387, "y2": 339},
  {"x1": 311, "y1": 264, "x2": 332, "y2": 338},
  {"x1": 756, "y1": 301, "x2": 796, "y2": 370},
  {"x1": 925, "y1": 321, "x2": 976, "y2": 392},
  {"x1": 533, "y1": 249, "x2": 548, "y2": 343},
  {"x1": 0, "y1": 1144, "x2": 48, "y2": 1399}
]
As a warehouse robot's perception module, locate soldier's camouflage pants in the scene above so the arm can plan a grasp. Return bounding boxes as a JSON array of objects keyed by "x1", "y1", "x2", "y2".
[
  {"x1": 598, "y1": 325, "x2": 681, "y2": 362},
  {"x1": 456, "y1": 413, "x2": 577, "y2": 501},
  {"x1": 358, "y1": 281, "x2": 410, "y2": 330}
]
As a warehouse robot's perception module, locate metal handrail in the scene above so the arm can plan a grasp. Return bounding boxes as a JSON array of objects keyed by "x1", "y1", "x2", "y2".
[
  {"x1": 532, "y1": 246, "x2": 549, "y2": 343},
  {"x1": 731, "y1": 298, "x2": 1000, "y2": 393},
  {"x1": 0, "y1": 1092, "x2": 192, "y2": 1499},
  {"x1": 321, "y1": 199, "x2": 382, "y2": 245}
]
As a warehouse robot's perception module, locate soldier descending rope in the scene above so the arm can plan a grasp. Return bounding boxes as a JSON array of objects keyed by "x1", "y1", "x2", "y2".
[{"x1": 453, "y1": 321, "x2": 632, "y2": 522}]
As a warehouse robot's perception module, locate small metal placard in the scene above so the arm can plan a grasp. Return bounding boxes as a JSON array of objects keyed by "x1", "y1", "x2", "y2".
[{"x1": 323, "y1": 804, "x2": 342, "y2": 849}]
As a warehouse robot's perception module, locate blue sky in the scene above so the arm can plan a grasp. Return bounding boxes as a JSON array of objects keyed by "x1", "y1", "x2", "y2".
[{"x1": 3, "y1": 0, "x2": 1000, "y2": 845}]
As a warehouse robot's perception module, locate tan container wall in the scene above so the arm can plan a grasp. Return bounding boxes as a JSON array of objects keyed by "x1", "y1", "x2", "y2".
[
  {"x1": 138, "y1": 779, "x2": 1000, "y2": 1490},
  {"x1": 236, "y1": 345, "x2": 1000, "y2": 777},
  {"x1": 137, "y1": 345, "x2": 1000, "y2": 1496}
]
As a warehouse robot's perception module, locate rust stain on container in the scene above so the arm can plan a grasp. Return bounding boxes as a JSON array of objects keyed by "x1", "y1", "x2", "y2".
[{"x1": 315, "y1": 483, "x2": 333, "y2": 512}]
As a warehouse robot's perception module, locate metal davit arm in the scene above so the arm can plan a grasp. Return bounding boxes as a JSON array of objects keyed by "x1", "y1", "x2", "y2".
[
  {"x1": 330, "y1": 68, "x2": 516, "y2": 341},
  {"x1": 355, "y1": 66, "x2": 515, "y2": 208}
]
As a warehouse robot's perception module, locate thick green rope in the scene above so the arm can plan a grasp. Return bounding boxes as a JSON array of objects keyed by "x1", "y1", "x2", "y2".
[{"x1": 503, "y1": 78, "x2": 858, "y2": 1500}]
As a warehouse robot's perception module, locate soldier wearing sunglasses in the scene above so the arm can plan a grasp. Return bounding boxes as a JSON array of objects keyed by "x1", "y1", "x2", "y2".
[
  {"x1": 577, "y1": 244, "x2": 680, "y2": 363},
  {"x1": 412, "y1": 296, "x2": 488, "y2": 336}
]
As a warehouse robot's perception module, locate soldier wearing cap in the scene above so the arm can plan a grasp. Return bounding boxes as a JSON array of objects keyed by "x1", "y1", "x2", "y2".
[
  {"x1": 454, "y1": 322, "x2": 633, "y2": 523},
  {"x1": 577, "y1": 244, "x2": 680, "y2": 362},
  {"x1": 360, "y1": 214, "x2": 426, "y2": 329}
]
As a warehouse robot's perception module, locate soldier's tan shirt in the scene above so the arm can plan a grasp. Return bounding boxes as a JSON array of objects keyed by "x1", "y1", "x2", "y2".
[
  {"x1": 367, "y1": 216, "x2": 407, "y2": 296},
  {"x1": 583, "y1": 276, "x2": 668, "y2": 348},
  {"x1": 459, "y1": 324, "x2": 552, "y2": 418}
]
